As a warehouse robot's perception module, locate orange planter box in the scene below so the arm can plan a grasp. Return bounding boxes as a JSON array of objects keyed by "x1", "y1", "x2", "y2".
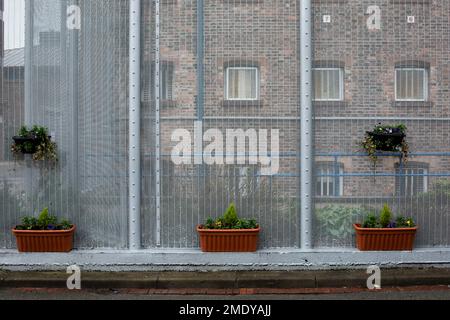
[
  {"x1": 197, "y1": 226, "x2": 260, "y2": 252},
  {"x1": 12, "y1": 226, "x2": 76, "y2": 253},
  {"x1": 354, "y1": 224, "x2": 417, "y2": 251}
]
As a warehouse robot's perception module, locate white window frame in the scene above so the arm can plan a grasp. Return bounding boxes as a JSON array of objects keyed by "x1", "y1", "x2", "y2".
[
  {"x1": 316, "y1": 163, "x2": 344, "y2": 197},
  {"x1": 312, "y1": 67, "x2": 344, "y2": 102},
  {"x1": 396, "y1": 164, "x2": 429, "y2": 197},
  {"x1": 395, "y1": 67, "x2": 428, "y2": 102},
  {"x1": 225, "y1": 66, "x2": 259, "y2": 101}
]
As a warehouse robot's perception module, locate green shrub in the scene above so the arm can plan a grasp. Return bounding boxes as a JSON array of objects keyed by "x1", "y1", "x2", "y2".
[
  {"x1": 361, "y1": 204, "x2": 415, "y2": 229},
  {"x1": 362, "y1": 213, "x2": 381, "y2": 228},
  {"x1": 315, "y1": 205, "x2": 369, "y2": 240},
  {"x1": 379, "y1": 204, "x2": 392, "y2": 228},
  {"x1": 202, "y1": 203, "x2": 258, "y2": 230},
  {"x1": 15, "y1": 207, "x2": 73, "y2": 231}
]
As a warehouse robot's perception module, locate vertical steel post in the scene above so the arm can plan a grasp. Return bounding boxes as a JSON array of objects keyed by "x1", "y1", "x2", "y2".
[
  {"x1": 195, "y1": 0, "x2": 205, "y2": 223},
  {"x1": 196, "y1": 0, "x2": 204, "y2": 121},
  {"x1": 129, "y1": 0, "x2": 141, "y2": 250},
  {"x1": 300, "y1": 0, "x2": 313, "y2": 250},
  {"x1": 24, "y1": 0, "x2": 34, "y2": 213},
  {"x1": 155, "y1": 0, "x2": 161, "y2": 246},
  {"x1": 25, "y1": 0, "x2": 33, "y2": 127},
  {"x1": 68, "y1": 0, "x2": 80, "y2": 230}
]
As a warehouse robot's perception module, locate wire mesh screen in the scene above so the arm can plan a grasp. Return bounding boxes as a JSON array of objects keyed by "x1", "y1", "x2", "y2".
[
  {"x1": 1, "y1": 0, "x2": 450, "y2": 250},
  {"x1": 0, "y1": 0, "x2": 129, "y2": 249},
  {"x1": 140, "y1": 0, "x2": 300, "y2": 248},
  {"x1": 312, "y1": 0, "x2": 450, "y2": 248}
]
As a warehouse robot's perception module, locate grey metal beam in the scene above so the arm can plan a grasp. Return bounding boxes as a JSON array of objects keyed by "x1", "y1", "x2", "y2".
[
  {"x1": 155, "y1": 0, "x2": 161, "y2": 246},
  {"x1": 300, "y1": 0, "x2": 313, "y2": 250},
  {"x1": 129, "y1": 0, "x2": 141, "y2": 250}
]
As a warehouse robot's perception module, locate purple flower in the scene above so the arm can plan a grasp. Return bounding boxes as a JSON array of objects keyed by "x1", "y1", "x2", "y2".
[
  {"x1": 387, "y1": 222, "x2": 397, "y2": 228},
  {"x1": 47, "y1": 224, "x2": 57, "y2": 230}
]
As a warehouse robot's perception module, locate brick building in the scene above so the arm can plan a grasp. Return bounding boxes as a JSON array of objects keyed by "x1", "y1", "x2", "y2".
[{"x1": 0, "y1": 0, "x2": 449, "y2": 251}]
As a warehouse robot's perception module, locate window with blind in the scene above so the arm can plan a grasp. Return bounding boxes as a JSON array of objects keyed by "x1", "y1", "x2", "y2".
[
  {"x1": 395, "y1": 163, "x2": 429, "y2": 196},
  {"x1": 395, "y1": 68, "x2": 428, "y2": 101},
  {"x1": 316, "y1": 162, "x2": 344, "y2": 197},
  {"x1": 313, "y1": 68, "x2": 344, "y2": 101},
  {"x1": 225, "y1": 67, "x2": 259, "y2": 101},
  {"x1": 143, "y1": 61, "x2": 174, "y2": 102}
]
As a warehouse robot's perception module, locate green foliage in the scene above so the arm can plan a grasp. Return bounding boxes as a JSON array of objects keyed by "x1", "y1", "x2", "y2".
[
  {"x1": 223, "y1": 203, "x2": 239, "y2": 226},
  {"x1": 380, "y1": 204, "x2": 392, "y2": 228},
  {"x1": 315, "y1": 205, "x2": 370, "y2": 240},
  {"x1": 362, "y1": 213, "x2": 381, "y2": 228},
  {"x1": 360, "y1": 123, "x2": 409, "y2": 167},
  {"x1": 361, "y1": 204, "x2": 415, "y2": 229},
  {"x1": 11, "y1": 125, "x2": 58, "y2": 162},
  {"x1": 202, "y1": 203, "x2": 258, "y2": 230},
  {"x1": 15, "y1": 207, "x2": 73, "y2": 231},
  {"x1": 395, "y1": 216, "x2": 416, "y2": 228}
]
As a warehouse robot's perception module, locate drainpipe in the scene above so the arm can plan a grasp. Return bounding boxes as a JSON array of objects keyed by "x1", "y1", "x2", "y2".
[
  {"x1": 129, "y1": 0, "x2": 141, "y2": 250},
  {"x1": 300, "y1": 0, "x2": 313, "y2": 250}
]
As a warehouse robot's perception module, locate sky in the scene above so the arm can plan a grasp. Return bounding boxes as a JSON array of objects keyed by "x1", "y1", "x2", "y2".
[{"x1": 4, "y1": 0, "x2": 25, "y2": 50}]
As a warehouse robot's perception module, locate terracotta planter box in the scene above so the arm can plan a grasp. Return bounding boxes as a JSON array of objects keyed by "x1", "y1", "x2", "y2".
[
  {"x1": 12, "y1": 226, "x2": 76, "y2": 252},
  {"x1": 354, "y1": 224, "x2": 417, "y2": 251},
  {"x1": 197, "y1": 226, "x2": 260, "y2": 252}
]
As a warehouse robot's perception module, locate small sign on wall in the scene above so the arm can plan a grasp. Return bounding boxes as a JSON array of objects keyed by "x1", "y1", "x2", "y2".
[{"x1": 323, "y1": 15, "x2": 331, "y2": 23}]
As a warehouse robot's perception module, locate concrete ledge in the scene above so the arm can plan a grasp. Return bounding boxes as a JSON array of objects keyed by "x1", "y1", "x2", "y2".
[
  {"x1": 1, "y1": 269, "x2": 450, "y2": 289},
  {"x1": 1, "y1": 248, "x2": 450, "y2": 272}
]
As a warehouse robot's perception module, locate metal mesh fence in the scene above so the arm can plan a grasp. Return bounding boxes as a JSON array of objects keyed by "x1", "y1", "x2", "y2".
[
  {"x1": 0, "y1": 0, "x2": 449, "y2": 249},
  {"x1": 312, "y1": 0, "x2": 450, "y2": 248}
]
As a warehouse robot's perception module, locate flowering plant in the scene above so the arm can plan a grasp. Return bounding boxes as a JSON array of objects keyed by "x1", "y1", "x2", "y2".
[
  {"x1": 11, "y1": 125, "x2": 58, "y2": 162},
  {"x1": 14, "y1": 208, "x2": 72, "y2": 231},
  {"x1": 200, "y1": 203, "x2": 258, "y2": 230},
  {"x1": 362, "y1": 204, "x2": 415, "y2": 228},
  {"x1": 360, "y1": 123, "x2": 409, "y2": 166}
]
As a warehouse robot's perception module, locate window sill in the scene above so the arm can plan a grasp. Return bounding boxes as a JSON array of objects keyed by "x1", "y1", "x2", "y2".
[
  {"x1": 313, "y1": 101, "x2": 347, "y2": 108},
  {"x1": 161, "y1": 100, "x2": 177, "y2": 108},
  {"x1": 221, "y1": 100, "x2": 263, "y2": 108},
  {"x1": 141, "y1": 100, "x2": 177, "y2": 108},
  {"x1": 392, "y1": 101, "x2": 434, "y2": 108}
]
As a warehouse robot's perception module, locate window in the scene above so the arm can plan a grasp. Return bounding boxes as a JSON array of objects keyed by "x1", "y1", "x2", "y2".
[
  {"x1": 159, "y1": 62, "x2": 174, "y2": 100},
  {"x1": 144, "y1": 61, "x2": 174, "y2": 102},
  {"x1": 313, "y1": 68, "x2": 344, "y2": 101},
  {"x1": 395, "y1": 68, "x2": 428, "y2": 101},
  {"x1": 225, "y1": 67, "x2": 259, "y2": 101},
  {"x1": 395, "y1": 163, "x2": 429, "y2": 196},
  {"x1": 316, "y1": 162, "x2": 344, "y2": 197}
]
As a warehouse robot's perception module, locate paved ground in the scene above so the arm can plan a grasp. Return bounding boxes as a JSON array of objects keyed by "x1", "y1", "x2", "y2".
[
  {"x1": 1, "y1": 268, "x2": 450, "y2": 301},
  {"x1": 1, "y1": 286, "x2": 450, "y2": 300},
  {"x1": 2, "y1": 268, "x2": 450, "y2": 289}
]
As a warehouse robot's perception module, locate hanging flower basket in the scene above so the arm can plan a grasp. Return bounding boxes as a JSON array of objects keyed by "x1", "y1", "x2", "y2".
[
  {"x1": 12, "y1": 135, "x2": 41, "y2": 154},
  {"x1": 366, "y1": 131, "x2": 406, "y2": 152},
  {"x1": 11, "y1": 125, "x2": 58, "y2": 161},
  {"x1": 360, "y1": 123, "x2": 409, "y2": 166}
]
